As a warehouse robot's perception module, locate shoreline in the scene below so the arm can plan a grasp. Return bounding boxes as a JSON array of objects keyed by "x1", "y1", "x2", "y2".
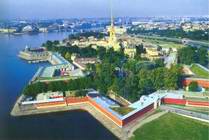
[
  {"x1": 10, "y1": 95, "x2": 125, "y2": 139},
  {"x1": 11, "y1": 94, "x2": 161, "y2": 140}
]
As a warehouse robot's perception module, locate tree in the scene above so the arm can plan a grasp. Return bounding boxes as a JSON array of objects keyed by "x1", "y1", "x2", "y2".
[
  {"x1": 188, "y1": 81, "x2": 199, "y2": 91},
  {"x1": 109, "y1": 78, "x2": 122, "y2": 95},
  {"x1": 164, "y1": 65, "x2": 182, "y2": 89},
  {"x1": 123, "y1": 60, "x2": 138, "y2": 74},
  {"x1": 97, "y1": 47, "x2": 106, "y2": 60},
  {"x1": 85, "y1": 64, "x2": 96, "y2": 73},
  {"x1": 110, "y1": 73, "x2": 139, "y2": 102},
  {"x1": 46, "y1": 40, "x2": 53, "y2": 47},
  {"x1": 95, "y1": 63, "x2": 115, "y2": 94},
  {"x1": 157, "y1": 46, "x2": 162, "y2": 51},
  {"x1": 138, "y1": 69, "x2": 155, "y2": 96},
  {"x1": 65, "y1": 52, "x2": 71, "y2": 61},
  {"x1": 136, "y1": 44, "x2": 145, "y2": 56},
  {"x1": 48, "y1": 82, "x2": 59, "y2": 92},
  {"x1": 178, "y1": 47, "x2": 196, "y2": 65},
  {"x1": 138, "y1": 79, "x2": 155, "y2": 96},
  {"x1": 196, "y1": 48, "x2": 208, "y2": 66},
  {"x1": 151, "y1": 68, "x2": 165, "y2": 89},
  {"x1": 154, "y1": 58, "x2": 165, "y2": 67},
  {"x1": 178, "y1": 47, "x2": 208, "y2": 66},
  {"x1": 23, "y1": 82, "x2": 47, "y2": 97},
  {"x1": 54, "y1": 40, "x2": 59, "y2": 45}
]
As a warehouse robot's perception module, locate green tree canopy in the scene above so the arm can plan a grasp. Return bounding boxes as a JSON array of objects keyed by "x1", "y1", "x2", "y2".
[{"x1": 188, "y1": 81, "x2": 199, "y2": 92}]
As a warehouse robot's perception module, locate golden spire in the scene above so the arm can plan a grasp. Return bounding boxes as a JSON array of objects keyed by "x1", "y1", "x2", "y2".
[
  {"x1": 110, "y1": 0, "x2": 113, "y2": 27},
  {"x1": 108, "y1": 0, "x2": 120, "y2": 51}
]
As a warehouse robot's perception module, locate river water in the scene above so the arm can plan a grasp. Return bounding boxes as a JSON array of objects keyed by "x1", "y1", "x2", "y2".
[{"x1": 0, "y1": 33, "x2": 118, "y2": 140}]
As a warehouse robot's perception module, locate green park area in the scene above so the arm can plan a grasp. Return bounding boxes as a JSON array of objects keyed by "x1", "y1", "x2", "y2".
[
  {"x1": 143, "y1": 38, "x2": 185, "y2": 49},
  {"x1": 131, "y1": 113, "x2": 209, "y2": 140},
  {"x1": 190, "y1": 64, "x2": 209, "y2": 78}
]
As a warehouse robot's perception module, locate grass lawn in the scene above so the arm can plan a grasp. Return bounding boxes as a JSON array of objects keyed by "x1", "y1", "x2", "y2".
[
  {"x1": 131, "y1": 113, "x2": 209, "y2": 140},
  {"x1": 111, "y1": 107, "x2": 135, "y2": 115},
  {"x1": 143, "y1": 38, "x2": 185, "y2": 49},
  {"x1": 190, "y1": 64, "x2": 209, "y2": 78}
]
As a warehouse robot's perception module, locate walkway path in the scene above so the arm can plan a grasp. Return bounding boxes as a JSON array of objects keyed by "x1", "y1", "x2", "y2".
[{"x1": 160, "y1": 105, "x2": 209, "y2": 122}]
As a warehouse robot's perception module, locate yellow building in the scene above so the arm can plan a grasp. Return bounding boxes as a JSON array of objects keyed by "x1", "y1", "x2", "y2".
[
  {"x1": 146, "y1": 47, "x2": 159, "y2": 56},
  {"x1": 124, "y1": 47, "x2": 136, "y2": 58},
  {"x1": 122, "y1": 40, "x2": 136, "y2": 58},
  {"x1": 143, "y1": 46, "x2": 161, "y2": 60}
]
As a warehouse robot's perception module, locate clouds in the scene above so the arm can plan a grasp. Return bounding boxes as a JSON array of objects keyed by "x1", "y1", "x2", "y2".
[{"x1": 1, "y1": 0, "x2": 208, "y2": 19}]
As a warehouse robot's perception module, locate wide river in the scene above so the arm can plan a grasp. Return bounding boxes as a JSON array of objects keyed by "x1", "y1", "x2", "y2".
[{"x1": 0, "y1": 33, "x2": 118, "y2": 140}]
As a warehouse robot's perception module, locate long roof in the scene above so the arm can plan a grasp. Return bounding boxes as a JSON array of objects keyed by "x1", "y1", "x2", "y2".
[{"x1": 88, "y1": 90, "x2": 169, "y2": 121}]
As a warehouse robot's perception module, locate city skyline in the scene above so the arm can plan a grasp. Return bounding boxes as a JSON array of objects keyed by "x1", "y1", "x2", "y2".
[{"x1": 0, "y1": 0, "x2": 208, "y2": 20}]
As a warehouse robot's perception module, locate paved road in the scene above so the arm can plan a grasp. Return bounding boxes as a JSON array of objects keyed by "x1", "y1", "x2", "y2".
[{"x1": 160, "y1": 105, "x2": 209, "y2": 122}]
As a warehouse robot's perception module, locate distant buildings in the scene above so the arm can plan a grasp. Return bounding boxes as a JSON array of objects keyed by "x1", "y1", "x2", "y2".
[
  {"x1": 131, "y1": 21, "x2": 209, "y2": 32},
  {"x1": 142, "y1": 44, "x2": 162, "y2": 60},
  {"x1": 182, "y1": 22, "x2": 209, "y2": 32},
  {"x1": 0, "y1": 17, "x2": 208, "y2": 35},
  {"x1": 39, "y1": 27, "x2": 48, "y2": 33},
  {"x1": 0, "y1": 28, "x2": 17, "y2": 33},
  {"x1": 123, "y1": 46, "x2": 136, "y2": 58}
]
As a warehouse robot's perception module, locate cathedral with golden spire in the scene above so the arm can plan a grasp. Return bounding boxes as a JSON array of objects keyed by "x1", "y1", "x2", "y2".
[{"x1": 107, "y1": 0, "x2": 121, "y2": 51}]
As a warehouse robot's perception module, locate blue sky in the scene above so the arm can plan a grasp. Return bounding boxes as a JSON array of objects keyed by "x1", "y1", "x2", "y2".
[{"x1": 0, "y1": 0, "x2": 208, "y2": 19}]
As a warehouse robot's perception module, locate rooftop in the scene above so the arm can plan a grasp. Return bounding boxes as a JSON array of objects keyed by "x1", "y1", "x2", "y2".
[
  {"x1": 87, "y1": 90, "x2": 169, "y2": 121},
  {"x1": 36, "y1": 91, "x2": 64, "y2": 101},
  {"x1": 37, "y1": 64, "x2": 78, "y2": 78},
  {"x1": 51, "y1": 52, "x2": 71, "y2": 65}
]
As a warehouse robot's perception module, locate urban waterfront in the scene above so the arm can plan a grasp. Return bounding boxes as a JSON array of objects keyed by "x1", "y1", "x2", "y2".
[{"x1": 0, "y1": 33, "x2": 118, "y2": 140}]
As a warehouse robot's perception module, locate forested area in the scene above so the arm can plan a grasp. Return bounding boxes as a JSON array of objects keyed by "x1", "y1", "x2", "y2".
[
  {"x1": 177, "y1": 47, "x2": 208, "y2": 66},
  {"x1": 24, "y1": 43, "x2": 183, "y2": 102}
]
